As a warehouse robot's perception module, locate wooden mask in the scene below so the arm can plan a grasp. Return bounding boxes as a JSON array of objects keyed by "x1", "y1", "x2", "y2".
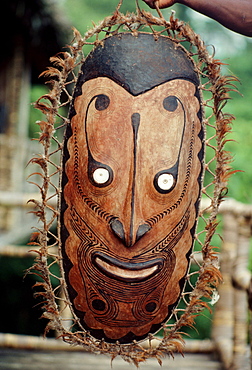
[{"x1": 61, "y1": 33, "x2": 204, "y2": 344}]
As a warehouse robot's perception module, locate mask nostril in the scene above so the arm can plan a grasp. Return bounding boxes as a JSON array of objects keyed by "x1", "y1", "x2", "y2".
[
  {"x1": 110, "y1": 220, "x2": 151, "y2": 247},
  {"x1": 110, "y1": 219, "x2": 125, "y2": 244},
  {"x1": 136, "y1": 223, "x2": 151, "y2": 242}
]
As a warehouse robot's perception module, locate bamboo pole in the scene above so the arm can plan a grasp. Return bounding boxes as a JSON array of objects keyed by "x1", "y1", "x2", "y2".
[
  {"x1": 201, "y1": 197, "x2": 252, "y2": 217},
  {"x1": 232, "y1": 215, "x2": 251, "y2": 370},
  {"x1": 0, "y1": 245, "x2": 58, "y2": 257},
  {"x1": 218, "y1": 199, "x2": 252, "y2": 217},
  {"x1": 0, "y1": 332, "x2": 215, "y2": 353},
  {"x1": 0, "y1": 191, "x2": 55, "y2": 208},
  {"x1": 232, "y1": 215, "x2": 251, "y2": 292},
  {"x1": 211, "y1": 212, "x2": 237, "y2": 369}
]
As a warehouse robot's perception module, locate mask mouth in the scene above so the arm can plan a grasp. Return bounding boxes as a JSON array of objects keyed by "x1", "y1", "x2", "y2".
[{"x1": 92, "y1": 252, "x2": 163, "y2": 283}]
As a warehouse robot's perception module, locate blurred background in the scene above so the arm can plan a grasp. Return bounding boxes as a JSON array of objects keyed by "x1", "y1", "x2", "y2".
[{"x1": 0, "y1": 0, "x2": 251, "y2": 356}]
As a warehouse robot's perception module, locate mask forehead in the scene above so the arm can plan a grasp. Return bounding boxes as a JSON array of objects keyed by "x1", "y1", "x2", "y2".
[
  {"x1": 76, "y1": 32, "x2": 200, "y2": 96},
  {"x1": 61, "y1": 33, "x2": 204, "y2": 344}
]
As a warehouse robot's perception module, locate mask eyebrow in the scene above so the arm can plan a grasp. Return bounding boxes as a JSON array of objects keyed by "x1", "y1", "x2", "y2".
[
  {"x1": 173, "y1": 97, "x2": 186, "y2": 160},
  {"x1": 85, "y1": 95, "x2": 114, "y2": 188}
]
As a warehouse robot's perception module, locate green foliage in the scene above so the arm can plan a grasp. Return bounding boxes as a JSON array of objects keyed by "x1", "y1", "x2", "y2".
[
  {"x1": 223, "y1": 44, "x2": 252, "y2": 203},
  {"x1": 61, "y1": 0, "x2": 132, "y2": 34},
  {"x1": 61, "y1": 0, "x2": 187, "y2": 35}
]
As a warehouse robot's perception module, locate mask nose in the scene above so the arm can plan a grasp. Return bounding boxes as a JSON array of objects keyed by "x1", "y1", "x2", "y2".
[
  {"x1": 110, "y1": 218, "x2": 151, "y2": 248},
  {"x1": 109, "y1": 112, "x2": 152, "y2": 247}
]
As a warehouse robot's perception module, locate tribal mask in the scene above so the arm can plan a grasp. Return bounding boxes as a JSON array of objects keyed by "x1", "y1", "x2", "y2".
[{"x1": 60, "y1": 33, "x2": 204, "y2": 344}]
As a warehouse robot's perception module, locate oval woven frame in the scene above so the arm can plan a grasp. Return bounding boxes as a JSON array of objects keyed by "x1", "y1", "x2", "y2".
[{"x1": 27, "y1": 1, "x2": 238, "y2": 366}]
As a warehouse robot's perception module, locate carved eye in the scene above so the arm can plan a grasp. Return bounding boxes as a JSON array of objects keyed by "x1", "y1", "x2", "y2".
[
  {"x1": 157, "y1": 173, "x2": 174, "y2": 191},
  {"x1": 95, "y1": 94, "x2": 110, "y2": 111},
  {"x1": 93, "y1": 168, "x2": 110, "y2": 184},
  {"x1": 154, "y1": 169, "x2": 177, "y2": 194},
  {"x1": 163, "y1": 95, "x2": 178, "y2": 112}
]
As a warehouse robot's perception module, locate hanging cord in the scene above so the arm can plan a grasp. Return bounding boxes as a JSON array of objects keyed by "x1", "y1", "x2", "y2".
[
  {"x1": 136, "y1": 0, "x2": 164, "y2": 19},
  {"x1": 153, "y1": 0, "x2": 165, "y2": 19},
  {"x1": 116, "y1": 0, "x2": 124, "y2": 12}
]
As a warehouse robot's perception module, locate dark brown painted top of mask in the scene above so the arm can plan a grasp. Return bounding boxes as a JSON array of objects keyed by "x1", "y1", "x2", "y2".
[{"x1": 77, "y1": 32, "x2": 199, "y2": 96}]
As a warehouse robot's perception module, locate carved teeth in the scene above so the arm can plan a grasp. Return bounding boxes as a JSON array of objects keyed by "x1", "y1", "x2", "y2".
[{"x1": 94, "y1": 254, "x2": 161, "y2": 283}]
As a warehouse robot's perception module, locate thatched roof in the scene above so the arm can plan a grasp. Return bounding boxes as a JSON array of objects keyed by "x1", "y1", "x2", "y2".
[{"x1": 1, "y1": 0, "x2": 70, "y2": 82}]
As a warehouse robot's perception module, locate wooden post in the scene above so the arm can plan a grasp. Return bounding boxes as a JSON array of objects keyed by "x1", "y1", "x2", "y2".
[
  {"x1": 0, "y1": 41, "x2": 31, "y2": 233},
  {"x1": 211, "y1": 212, "x2": 237, "y2": 369},
  {"x1": 232, "y1": 215, "x2": 251, "y2": 369}
]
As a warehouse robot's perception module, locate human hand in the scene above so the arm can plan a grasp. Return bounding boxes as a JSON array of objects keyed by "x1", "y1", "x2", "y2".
[{"x1": 142, "y1": 0, "x2": 177, "y2": 9}]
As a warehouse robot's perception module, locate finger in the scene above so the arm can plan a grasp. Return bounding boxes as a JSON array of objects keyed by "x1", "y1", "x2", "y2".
[{"x1": 142, "y1": 0, "x2": 156, "y2": 9}]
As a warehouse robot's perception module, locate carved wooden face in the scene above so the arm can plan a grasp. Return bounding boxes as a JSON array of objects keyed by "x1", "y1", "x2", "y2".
[{"x1": 61, "y1": 33, "x2": 203, "y2": 344}]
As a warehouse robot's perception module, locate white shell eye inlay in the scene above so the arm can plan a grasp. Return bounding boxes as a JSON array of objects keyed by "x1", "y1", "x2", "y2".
[
  {"x1": 93, "y1": 168, "x2": 110, "y2": 184},
  {"x1": 157, "y1": 173, "x2": 174, "y2": 191}
]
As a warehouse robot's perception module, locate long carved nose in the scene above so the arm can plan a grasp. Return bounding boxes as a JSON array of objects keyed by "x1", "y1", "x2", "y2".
[{"x1": 109, "y1": 112, "x2": 151, "y2": 247}]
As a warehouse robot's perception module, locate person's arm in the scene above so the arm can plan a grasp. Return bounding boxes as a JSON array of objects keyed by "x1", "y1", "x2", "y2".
[{"x1": 143, "y1": 0, "x2": 252, "y2": 37}]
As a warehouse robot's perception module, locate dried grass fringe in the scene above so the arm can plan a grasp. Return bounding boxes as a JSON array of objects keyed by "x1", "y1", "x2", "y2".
[{"x1": 26, "y1": 1, "x2": 238, "y2": 366}]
